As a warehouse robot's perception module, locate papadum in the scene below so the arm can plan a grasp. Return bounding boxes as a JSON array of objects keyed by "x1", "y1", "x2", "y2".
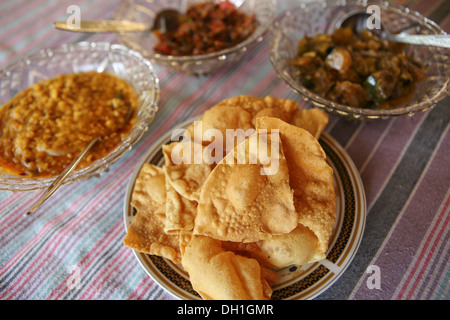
[
  {"x1": 123, "y1": 164, "x2": 181, "y2": 264},
  {"x1": 194, "y1": 132, "x2": 297, "y2": 243},
  {"x1": 181, "y1": 235, "x2": 279, "y2": 300},
  {"x1": 124, "y1": 95, "x2": 337, "y2": 300},
  {"x1": 255, "y1": 117, "x2": 336, "y2": 259}
]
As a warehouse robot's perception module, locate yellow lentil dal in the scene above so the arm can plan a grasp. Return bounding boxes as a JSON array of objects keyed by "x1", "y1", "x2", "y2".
[{"x1": 0, "y1": 71, "x2": 137, "y2": 178}]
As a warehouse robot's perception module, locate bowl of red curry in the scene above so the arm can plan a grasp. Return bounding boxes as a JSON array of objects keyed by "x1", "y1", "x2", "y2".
[
  {"x1": 269, "y1": 0, "x2": 450, "y2": 119},
  {"x1": 114, "y1": 0, "x2": 277, "y2": 75},
  {"x1": 0, "y1": 42, "x2": 160, "y2": 191}
]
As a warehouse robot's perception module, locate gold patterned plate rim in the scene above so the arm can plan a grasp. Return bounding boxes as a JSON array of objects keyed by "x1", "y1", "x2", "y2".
[{"x1": 123, "y1": 116, "x2": 367, "y2": 300}]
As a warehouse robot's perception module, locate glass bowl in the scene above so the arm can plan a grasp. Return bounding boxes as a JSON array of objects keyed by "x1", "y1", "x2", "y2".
[
  {"x1": 114, "y1": 0, "x2": 277, "y2": 75},
  {"x1": 0, "y1": 42, "x2": 160, "y2": 191},
  {"x1": 268, "y1": 0, "x2": 450, "y2": 119}
]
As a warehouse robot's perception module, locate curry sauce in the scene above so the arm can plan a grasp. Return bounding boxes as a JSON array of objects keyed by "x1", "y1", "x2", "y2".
[{"x1": 0, "y1": 72, "x2": 137, "y2": 178}]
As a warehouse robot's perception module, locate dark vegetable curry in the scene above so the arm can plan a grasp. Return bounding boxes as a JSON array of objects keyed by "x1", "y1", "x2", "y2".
[
  {"x1": 290, "y1": 28, "x2": 426, "y2": 109},
  {"x1": 153, "y1": 1, "x2": 256, "y2": 56}
]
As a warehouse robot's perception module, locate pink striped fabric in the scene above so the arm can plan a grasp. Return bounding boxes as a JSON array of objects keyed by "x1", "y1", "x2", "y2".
[{"x1": 0, "y1": 0, "x2": 448, "y2": 301}]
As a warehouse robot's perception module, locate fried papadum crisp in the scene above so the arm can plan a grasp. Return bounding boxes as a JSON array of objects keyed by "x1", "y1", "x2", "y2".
[
  {"x1": 181, "y1": 235, "x2": 279, "y2": 300},
  {"x1": 185, "y1": 105, "x2": 254, "y2": 151},
  {"x1": 194, "y1": 132, "x2": 297, "y2": 243},
  {"x1": 162, "y1": 140, "x2": 214, "y2": 202},
  {"x1": 221, "y1": 224, "x2": 321, "y2": 269},
  {"x1": 255, "y1": 224, "x2": 323, "y2": 268},
  {"x1": 215, "y1": 95, "x2": 299, "y2": 126},
  {"x1": 123, "y1": 163, "x2": 181, "y2": 264},
  {"x1": 184, "y1": 95, "x2": 299, "y2": 154},
  {"x1": 289, "y1": 108, "x2": 329, "y2": 139},
  {"x1": 178, "y1": 231, "x2": 193, "y2": 257},
  {"x1": 129, "y1": 163, "x2": 166, "y2": 220},
  {"x1": 255, "y1": 117, "x2": 336, "y2": 259},
  {"x1": 164, "y1": 173, "x2": 198, "y2": 234}
]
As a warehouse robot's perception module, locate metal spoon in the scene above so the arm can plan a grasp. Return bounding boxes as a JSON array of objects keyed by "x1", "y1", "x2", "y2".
[
  {"x1": 53, "y1": 20, "x2": 151, "y2": 33},
  {"x1": 25, "y1": 104, "x2": 133, "y2": 216},
  {"x1": 336, "y1": 10, "x2": 450, "y2": 48},
  {"x1": 25, "y1": 137, "x2": 101, "y2": 216},
  {"x1": 53, "y1": 9, "x2": 180, "y2": 33},
  {"x1": 152, "y1": 9, "x2": 180, "y2": 33}
]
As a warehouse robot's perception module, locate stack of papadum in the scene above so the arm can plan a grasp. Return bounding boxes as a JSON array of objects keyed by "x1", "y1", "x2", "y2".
[{"x1": 123, "y1": 95, "x2": 336, "y2": 300}]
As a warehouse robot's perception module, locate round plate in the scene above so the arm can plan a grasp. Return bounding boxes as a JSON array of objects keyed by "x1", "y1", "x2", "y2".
[{"x1": 123, "y1": 117, "x2": 366, "y2": 300}]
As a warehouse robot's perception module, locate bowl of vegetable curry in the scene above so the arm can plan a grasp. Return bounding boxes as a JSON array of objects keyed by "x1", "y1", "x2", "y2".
[{"x1": 269, "y1": 0, "x2": 450, "y2": 119}]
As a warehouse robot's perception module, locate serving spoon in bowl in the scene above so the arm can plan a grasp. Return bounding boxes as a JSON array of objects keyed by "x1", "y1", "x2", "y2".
[
  {"x1": 25, "y1": 137, "x2": 101, "y2": 216},
  {"x1": 336, "y1": 10, "x2": 450, "y2": 48},
  {"x1": 25, "y1": 103, "x2": 134, "y2": 216},
  {"x1": 53, "y1": 9, "x2": 181, "y2": 33}
]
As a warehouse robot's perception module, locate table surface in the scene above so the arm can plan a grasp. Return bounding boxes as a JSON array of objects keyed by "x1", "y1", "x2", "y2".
[{"x1": 0, "y1": 0, "x2": 449, "y2": 301}]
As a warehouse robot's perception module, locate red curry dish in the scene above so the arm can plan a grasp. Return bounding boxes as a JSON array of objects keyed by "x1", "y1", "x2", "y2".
[
  {"x1": 153, "y1": 1, "x2": 257, "y2": 56},
  {"x1": 289, "y1": 28, "x2": 426, "y2": 109}
]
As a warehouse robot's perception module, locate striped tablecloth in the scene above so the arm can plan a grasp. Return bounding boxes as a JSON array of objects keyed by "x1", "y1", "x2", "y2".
[{"x1": 0, "y1": 0, "x2": 448, "y2": 301}]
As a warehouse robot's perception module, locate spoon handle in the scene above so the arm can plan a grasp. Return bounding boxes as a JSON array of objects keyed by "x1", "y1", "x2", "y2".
[
  {"x1": 53, "y1": 20, "x2": 150, "y2": 33},
  {"x1": 388, "y1": 34, "x2": 450, "y2": 48},
  {"x1": 25, "y1": 137, "x2": 101, "y2": 216}
]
